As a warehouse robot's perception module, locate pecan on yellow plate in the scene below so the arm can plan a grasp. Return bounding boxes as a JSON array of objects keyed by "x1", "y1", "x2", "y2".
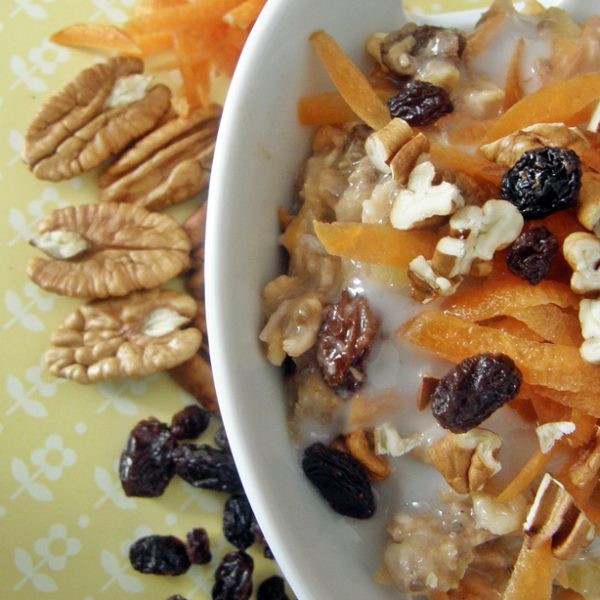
[
  {"x1": 28, "y1": 203, "x2": 190, "y2": 298},
  {"x1": 46, "y1": 288, "x2": 202, "y2": 383},
  {"x1": 99, "y1": 105, "x2": 221, "y2": 210},
  {"x1": 24, "y1": 56, "x2": 171, "y2": 181}
]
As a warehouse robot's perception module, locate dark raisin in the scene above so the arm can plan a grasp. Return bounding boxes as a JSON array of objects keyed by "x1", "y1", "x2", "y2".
[
  {"x1": 166, "y1": 596, "x2": 188, "y2": 600},
  {"x1": 302, "y1": 442, "x2": 375, "y2": 519},
  {"x1": 170, "y1": 405, "x2": 210, "y2": 440},
  {"x1": 505, "y1": 226, "x2": 559, "y2": 284},
  {"x1": 432, "y1": 353, "x2": 522, "y2": 433},
  {"x1": 223, "y1": 494, "x2": 256, "y2": 550},
  {"x1": 185, "y1": 528, "x2": 211, "y2": 565},
  {"x1": 173, "y1": 443, "x2": 243, "y2": 493},
  {"x1": 387, "y1": 80, "x2": 453, "y2": 126},
  {"x1": 214, "y1": 426, "x2": 230, "y2": 452},
  {"x1": 316, "y1": 290, "x2": 380, "y2": 390},
  {"x1": 119, "y1": 417, "x2": 176, "y2": 497},
  {"x1": 129, "y1": 535, "x2": 190, "y2": 575},
  {"x1": 252, "y1": 522, "x2": 274, "y2": 560},
  {"x1": 257, "y1": 576, "x2": 289, "y2": 600},
  {"x1": 212, "y1": 551, "x2": 254, "y2": 600},
  {"x1": 500, "y1": 146, "x2": 581, "y2": 220}
]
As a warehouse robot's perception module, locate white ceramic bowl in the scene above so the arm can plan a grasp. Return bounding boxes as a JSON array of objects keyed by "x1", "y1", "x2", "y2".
[{"x1": 205, "y1": 1, "x2": 588, "y2": 598}]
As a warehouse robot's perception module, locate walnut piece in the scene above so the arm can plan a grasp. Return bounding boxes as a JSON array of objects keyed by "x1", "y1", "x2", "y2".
[
  {"x1": 27, "y1": 203, "x2": 191, "y2": 298},
  {"x1": 45, "y1": 289, "x2": 202, "y2": 383},
  {"x1": 24, "y1": 57, "x2": 172, "y2": 181},
  {"x1": 428, "y1": 428, "x2": 502, "y2": 493},
  {"x1": 345, "y1": 428, "x2": 390, "y2": 481},
  {"x1": 169, "y1": 349, "x2": 219, "y2": 415},
  {"x1": 99, "y1": 105, "x2": 220, "y2": 210}
]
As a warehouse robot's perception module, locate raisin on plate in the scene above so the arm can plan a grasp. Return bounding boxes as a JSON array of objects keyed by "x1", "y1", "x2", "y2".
[
  {"x1": 185, "y1": 527, "x2": 211, "y2": 565},
  {"x1": 252, "y1": 521, "x2": 274, "y2": 560},
  {"x1": 214, "y1": 425, "x2": 230, "y2": 452},
  {"x1": 173, "y1": 443, "x2": 243, "y2": 493},
  {"x1": 119, "y1": 417, "x2": 176, "y2": 497},
  {"x1": 257, "y1": 575, "x2": 289, "y2": 600},
  {"x1": 387, "y1": 80, "x2": 453, "y2": 126},
  {"x1": 316, "y1": 290, "x2": 380, "y2": 391},
  {"x1": 500, "y1": 146, "x2": 581, "y2": 220},
  {"x1": 129, "y1": 535, "x2": 190, "y2": 576},
  {"x1": 432, "y1": 353, "x2": 522, "y2": 433},
  {"x1": 170, "y1": 404, "x2": 210, "y2": 440},
  {"x1": 505, "y1": 226, "x2": 559, "y2": 284},
  {"x1": 302, "y1": 442, "x2": 375, "y2": 519},
  {"x1": 223, "y1": 494, "x2": 256, "y2": 550},
  {"x1": 212, "y1": 551, "x2": 254, "y2": 600}
]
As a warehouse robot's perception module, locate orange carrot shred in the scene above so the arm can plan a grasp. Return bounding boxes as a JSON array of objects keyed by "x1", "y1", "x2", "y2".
[
  {"x1": 298, "y1": 92, "x2": 357, "y2": 126},
  {"x1": 503, "y1": 37, "x2": 524, "y2": 110},
  {"x1": 429, "y1": 143, "x2": 504, "y2": 187},
  {"x1": 50, "y1": 23, "x2": 141, "y2": 56},
  {"x1": 309, "y1": 30, "x2": 389, "y2": 131},
  {"x1": 223, "y1": 0, "x2": 266, "y2": 29},
  {"x1": 132, "y1": 30, "x2": 173, "y2": 56}
]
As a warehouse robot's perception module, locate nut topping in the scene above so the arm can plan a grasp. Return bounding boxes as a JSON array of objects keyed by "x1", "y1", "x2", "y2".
[
  {"x1": 428, "y1": 428, "x2": 502, "y2": 493},
  {"x1": 345, "y1": 429, "x2": 391, "y2": 481},
  {"x1": 373, "y1": 422, "x2": 424, "y2": 457},
  {"x1": 31, "y1": 229, "x2": 90, "y2": 260},
  {"x1": 576, "y1": 171, "x2": 600, "y2": 236},
  {"x1": 524, "y1": 473, "x2": 595, "y2": 560},
  {"x1": 535, "y1": 421, "x2": 575, "y2": 454},
  {"x1": 27, "y1": 204, "x2": 191, "y2": 299},
  {"x1": 364, "y1": 118, "x2": 414, "y2": 173},
  {"x1": 563, "y1": 231, "x2": 600, "y2": 294},
  {"x1": 24, "y1": 57, "x2": 172, "y2": 181},
  {"x1": 45, "y1": 289, "x2": 202, "y2": 383},
  {"x1": 99, "y1": 105, "x2": 221, "y2": 210}
]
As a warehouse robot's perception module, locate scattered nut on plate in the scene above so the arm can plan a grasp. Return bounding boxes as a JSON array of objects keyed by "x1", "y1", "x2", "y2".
[
  {"x1": 45, "y1": 288, "x2": 202, "y2": 383},
  {"x1": 24, "y1": 56, "x2": 172, "y2": 181},
  {"x1": 28, "y1": 203, "x2": 191, "y2": 298}
]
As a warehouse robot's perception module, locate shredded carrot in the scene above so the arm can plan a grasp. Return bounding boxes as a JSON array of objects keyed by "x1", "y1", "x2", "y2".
[
  {"x1": 309, "y1": 30, "x2": 389, "y2": 131},
  {"x1": 553, "y1": 590, "x2": 585, "y2": 600},
  {"x1": 223, "y1": 0, "x2": 265, "y2": 29},
  {"x1": 131, "y1": 30, "x2": 173, "y2": 56},
  {"x1": 496, "y1": 447, "x2": 557, "y2": 503},
  {"x1": 429, "y1": 143, "x2": 504, "y2": 187},
  {"x1": 298, "y1": 92, "x2": 357, "y2": 126},
  {"x1": 50, "y1": 23, "x2": 141, "y2": 56},
  {"x1": 503, "y1": 37, "x2": 524, "y2": 110},
  {"x1": 567, "y1": 409, "x2": 597, "y2": 448},
  {"x1": 427, "y1": 591, "x2": 450, "y2": 600},
  {"x1": 580, "y1": 146, "x2": 600, "y2": 173}
]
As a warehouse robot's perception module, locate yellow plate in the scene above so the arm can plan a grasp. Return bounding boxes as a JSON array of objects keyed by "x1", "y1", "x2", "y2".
[{"x1": 0, "y1": 1, "x2": 490, "y2": 599}]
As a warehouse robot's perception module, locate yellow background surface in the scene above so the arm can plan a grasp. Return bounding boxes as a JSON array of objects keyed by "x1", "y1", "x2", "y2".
[{"x1": 0, "y1": 1, "x2": 491, "y2": 599}]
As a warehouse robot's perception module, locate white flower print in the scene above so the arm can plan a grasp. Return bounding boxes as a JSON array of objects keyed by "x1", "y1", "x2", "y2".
[
  {"x1": 33, "y1": 523, "x2": 81, "y2": 571},
  {"x1": 28, "y1": 39, "x2": 69, "y2": 75},
  {"x1": 30, "y1": 434, "x2": 76, "y2": 481}
]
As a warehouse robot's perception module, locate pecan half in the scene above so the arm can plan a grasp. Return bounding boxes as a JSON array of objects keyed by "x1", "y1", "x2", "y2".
[
  {"x1": 45, "y1": 289, "x2": 202, "y2": 383},
  {"x1": 99, "y1": 105, "x2": 220, "y2": 210},
  {"x1": 28, "y1": 204, "x2": 190, "y2": 298},
  {"x1": 24, "y1": 57, "x2": 171, "y2": 181}
]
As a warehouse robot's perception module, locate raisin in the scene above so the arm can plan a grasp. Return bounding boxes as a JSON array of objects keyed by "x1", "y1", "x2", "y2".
[
  {"x1": 212, "y1": 551, "x2": 254, "y2": 600},
  {"x1": 500, "y1": 146, "x2": 581, "y2": 220},
  {"x1": 129, "y1": 535, "x2": 190, "y2": 575},
  {"x1": 387, "y1": 80, "x2": 453, "y2": 126},
  {"x1": 214, "y1": 426, "x2": 230, "y2": 452},
  {"x1": 302, "y1": 442, "x2": 375, "y2": 519},
  {"x1": 223, "y1": 494, "x2": 256, "y2": 550},
  {"x1": 166, "y1": 596, "x2": 188, "y2": 600},
  {"x1": 252, "y1": 522, "x2": 274, "y2": 560},
  {"x1": 257, "y1": 576, "x2": 289, "y2": 600},
  {"x1": 173, "y1": 443, "x2": 243, "y2": 493},
  {"x1": 316, "y1": 290, "x2": 380, "y2": 390},
  {"x1": 185, "y1": 527, "x2": 211, "y2": 565},
  {"x1": 505, "y1": 226, "x2": 559, "y2": 284},
  {"x1": 432, "y1": 353, "x2": 522, "y2": 433},
  {"x1": 119, "y1": 417, "x2": 176, "y2": 497},
  {"x1": 170, "y1": 405, "x2": 210, "y2": 440}
]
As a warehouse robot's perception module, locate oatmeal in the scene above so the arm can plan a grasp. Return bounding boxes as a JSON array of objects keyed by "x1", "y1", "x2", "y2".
[{"x1": 261, "y1": 0, "x2": 600, "y2": 597}]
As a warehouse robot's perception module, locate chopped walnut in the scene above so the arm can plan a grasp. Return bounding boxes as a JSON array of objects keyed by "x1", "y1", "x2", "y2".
[
  {"x1": 345, "y1": 428, "x2": 390, "y2": 481},
  {"x1": 99, "y1": 105, "x2": 220, "y2": 210},
  {"x1": 169, "y1": 349, "x2": 219, "y2": 415},
  {"x1": 46, "y1": 289, "x2": 202, "y2": 383},
  {"x1": 27, "y1": 204, "x2": 191, "y2": 298},
  {"x1": 24, "y1": 57, "x2": 171, "y2": 181}
]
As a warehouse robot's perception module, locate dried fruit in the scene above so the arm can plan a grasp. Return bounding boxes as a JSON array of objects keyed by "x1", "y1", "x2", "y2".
[
  {"x1": 505, "y1": 226, "x2": 559, "y2": 284},
  {"x1": 212, "y1": 551, "x2": 254, "y2": 600},
  {"x1": 316, "y1": 290, "x2": 380, "y2": 390},
  {"x1": 387, "y1": 80, "x2": 453, "y2": 126},
  {"x1": 185, "y1": 528, "x2": 211, "y2": 565},
  {"x1": 223, "y1": 494, "x2": 256, "y2": 550},
  {"x1": 119, "y1": 417, "x2": 176, "y2": 497},
  {"x1": 27, "y1": 203, "x2": 191, "y2": 299},
  {"x1": 256, "y1": 576, "x2": 289, "y2": 600},
  {"x1": 252, "y1": 521, "x2": 274, "y2": 559},
  {"x1": 173, "y1": 443, "x2": 243, "y2": 493},
  {"x1": 302, "y1": 442, "x2": 375, "y2": 519},
  {"x1": 432, "y1": 353, "x2": 522, "y2": 432},
  {"x1": 170, "y1": 405, "x2": 210, "y2": 440},
  {"x1": 129, "y1": 534, "x2": 190, "y2": 575},
  {"x1": 214, "y1": 426, "x2": 230, "y2": 452},
  {"x1": 45, "y1": 289, "x2": 202, "y2": 383},
  {"x1": 166, "y1": 596, "x2": 188, "y2": 600},
  {"x1": 500, "y1": 147, "x2": 582, "y2": 220}
]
